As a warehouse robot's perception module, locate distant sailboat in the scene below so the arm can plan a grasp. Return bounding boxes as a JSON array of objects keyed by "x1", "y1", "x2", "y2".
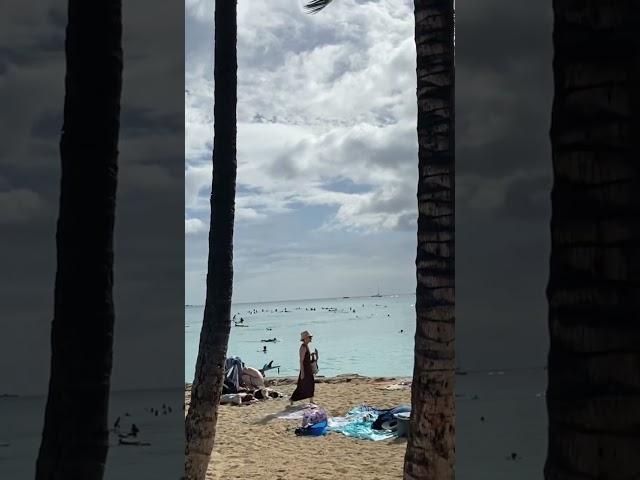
[{"x1": 371, "y1": 286, "x2": 383, "y2": 298}]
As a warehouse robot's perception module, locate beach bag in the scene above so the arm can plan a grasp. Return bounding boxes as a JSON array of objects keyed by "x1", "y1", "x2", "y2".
[
  {"x1": 302, "y1": 407, "x2": 327, "y2": 427},
  {"x1": 310, "y1": 349, "x2": 319, "y2": 375},
  {"x1": 295, "y1": 420, "x2": 327, "y2": 437},
  {"x1": 296, "y1": 407, "x2": 328, "y2": 436}
]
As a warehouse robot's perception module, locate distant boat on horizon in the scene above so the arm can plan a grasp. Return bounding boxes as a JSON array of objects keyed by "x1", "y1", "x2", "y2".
[{"x1": 371, "y1": 286, "x2": 383, "y2": 298}]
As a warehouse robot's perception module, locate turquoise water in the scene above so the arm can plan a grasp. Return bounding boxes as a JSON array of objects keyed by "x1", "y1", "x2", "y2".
[
  {"x1": 185, "y1": 294, "x2": 417, "y2": 382},
  {"x1": 184, "y1": 294, "x2": 549, "y2": 479}
]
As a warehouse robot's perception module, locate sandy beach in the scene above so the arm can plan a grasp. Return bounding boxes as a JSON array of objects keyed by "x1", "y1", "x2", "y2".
[{"x1": 185, "y1": 375, "x2": 412, "y2": 480}]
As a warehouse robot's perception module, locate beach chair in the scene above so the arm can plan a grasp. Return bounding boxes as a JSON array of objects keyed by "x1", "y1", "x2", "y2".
[{"x1": 259, "y1": 361, "x2": 280, "y2": 376}]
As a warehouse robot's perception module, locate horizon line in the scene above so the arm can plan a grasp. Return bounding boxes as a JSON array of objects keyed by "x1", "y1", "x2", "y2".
[{"x1": 185, "y1": 291, "x2": 415, "y2": 307}]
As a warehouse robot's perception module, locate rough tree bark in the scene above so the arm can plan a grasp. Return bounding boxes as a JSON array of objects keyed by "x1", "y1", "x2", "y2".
[
  {"x1": 184, "y1": 0, "x2": 238, "y2": 478},
  {"x1": 545, "y1": 1, "x2": 640, "y2": 479},
  {"x1": 404, "y1": 1, "x2": 455, "y2": 479}
]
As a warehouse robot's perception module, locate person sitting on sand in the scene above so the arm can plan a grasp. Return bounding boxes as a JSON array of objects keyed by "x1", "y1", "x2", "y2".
[{"x1": 290, "y1": 331, "x2": 316, "y2": 406}]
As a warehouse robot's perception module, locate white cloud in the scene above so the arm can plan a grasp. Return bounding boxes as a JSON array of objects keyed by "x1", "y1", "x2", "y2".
[
  {"x1": 185, "y1": 217, "x2": 207, "y2": 235},
  {"x1": 185, "y1": 0, "x2": 416, "y2": 232},
  {"x1": 185, "y1": 0, "x2": 419, "y2": 303}
]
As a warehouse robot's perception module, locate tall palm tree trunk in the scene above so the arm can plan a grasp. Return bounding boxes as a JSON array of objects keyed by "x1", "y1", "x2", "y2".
[
  {"x1": 184, "y1": 0, "x2": 237, "y2": 478},
  {"x1": 545, "y1": 2, "x2": 640, "y2": 478},
  {"x1": 404, "y1": 1, "x2": 455, "y2": 479},
  {"x1": 36, "y1": 1, "x2": 122, "y2": 479}
]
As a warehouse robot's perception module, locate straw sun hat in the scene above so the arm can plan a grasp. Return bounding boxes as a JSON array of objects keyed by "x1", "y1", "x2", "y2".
[{"x1": 300, "y1": 330, "x2": 313, "y2": 341}]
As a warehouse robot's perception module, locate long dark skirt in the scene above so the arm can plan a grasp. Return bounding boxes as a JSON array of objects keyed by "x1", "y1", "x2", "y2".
[
  {"x1": 291, "y1": 345, "x2": 315, "y2": 401},
  {"x1": 290, "y1": 370, "x2": 315, "y2": 401}
]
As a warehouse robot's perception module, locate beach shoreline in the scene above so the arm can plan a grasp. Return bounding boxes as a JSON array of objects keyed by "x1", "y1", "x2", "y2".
[
  {"x1": 185, "y1": 375, "x2": 412, "y2": 480},
  {"x1": 185, "y1": 373, "x2": 412, "y2": 390}
]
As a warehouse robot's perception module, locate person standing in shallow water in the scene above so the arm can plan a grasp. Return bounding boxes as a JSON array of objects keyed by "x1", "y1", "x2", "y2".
[{"x1": 290, "y1": 331, "x2": 316, "y2": 405}]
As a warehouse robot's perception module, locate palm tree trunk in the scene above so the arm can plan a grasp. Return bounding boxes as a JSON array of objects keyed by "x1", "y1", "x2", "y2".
[
  {"x1": 184, "y1": 0, "x2": 237, "y2": 478},
  {"x1": 545, "y1": 2, "x2": 640, "y2": 478},
  {"x1": 35, "y1": 1, "x2": 122, "y2": 479},
  {"x1": 404, "y1": 1, "x2": 455, "y2": 479}
]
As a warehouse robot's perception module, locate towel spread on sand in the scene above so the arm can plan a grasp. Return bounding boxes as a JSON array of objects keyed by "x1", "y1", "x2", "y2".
[
  {"x1": 327, "y1": 405, "x2": 395, "y2": 441},
  {"x1": 278, "y1": 404, "x2": 402, "y2": 441},
  {"x1": 277, "y1": 403, "x2": 318, "y2": 421}
]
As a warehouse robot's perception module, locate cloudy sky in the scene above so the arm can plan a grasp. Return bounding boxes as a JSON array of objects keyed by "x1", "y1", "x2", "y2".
[
  {"x1": 186, "y1": 0, "x2": 553, "y2": 368},
  {"x1": 1, "y1": 0, "x2": 184, "y2": 395},
  {"x1": 185, "y1": 0, "x2": 419, "y2": 304},
  {"x1": 1, "y1": 0, "x2": 554, "y2": 396},
  {"x1": 456, "y1": 1, "x2": 553, "y2": 368}
]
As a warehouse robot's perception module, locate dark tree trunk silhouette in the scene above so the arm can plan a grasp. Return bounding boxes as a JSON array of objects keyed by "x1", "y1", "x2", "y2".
[
  {"x1": 545, "y1": 2, "x2": 640, "y2": 479},
  {"x1": 184, "y1": 0, "x2": 237, "y2": 478},
  {"x1": 36, "y1": 1, "x2": 122, "y2": 479},
  {"x1": 404, "y1": 1, "x2": 455, "y2": 479}
]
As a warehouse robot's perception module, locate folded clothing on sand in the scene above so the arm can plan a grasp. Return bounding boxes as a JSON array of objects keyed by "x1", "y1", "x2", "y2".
[
  {"x1": 220, "y1": 393, "x2": 255, "y2": 406},
  {"x1": 371, "y1": 405, "x2": 411, "y2": 430},
  {"x1": 254, "y1": 387, "x2": 283, "y2": 400}
]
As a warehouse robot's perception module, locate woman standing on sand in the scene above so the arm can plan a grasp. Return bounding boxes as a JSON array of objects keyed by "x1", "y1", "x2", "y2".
[{"x1": 290, "y1": 331, "x2": 317, "y2": 405}]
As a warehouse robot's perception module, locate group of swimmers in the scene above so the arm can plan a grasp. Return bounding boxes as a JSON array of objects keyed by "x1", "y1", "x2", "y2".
[{"x1": 233, "y1": 303, "x2": 402, "y2": 355}]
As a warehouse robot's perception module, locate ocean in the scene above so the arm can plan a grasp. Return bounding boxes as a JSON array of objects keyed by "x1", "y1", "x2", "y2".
[
  {"x1": 0, "y1": 294, "x2": 548, "y2": 479},
  {"x1": 185, "y1": 294, "x2": 418, "y2": 381},
  {"x1": 186, "y1": 293, "x2": 548, "y2": 479},
  {"x1": 0, "y1": 389, "x2": 184, "y2": 479}
]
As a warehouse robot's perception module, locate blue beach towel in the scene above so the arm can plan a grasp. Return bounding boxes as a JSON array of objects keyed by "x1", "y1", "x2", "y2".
[{"x1": 327, "y1": 405, "x2": 395, "y2": 441}]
